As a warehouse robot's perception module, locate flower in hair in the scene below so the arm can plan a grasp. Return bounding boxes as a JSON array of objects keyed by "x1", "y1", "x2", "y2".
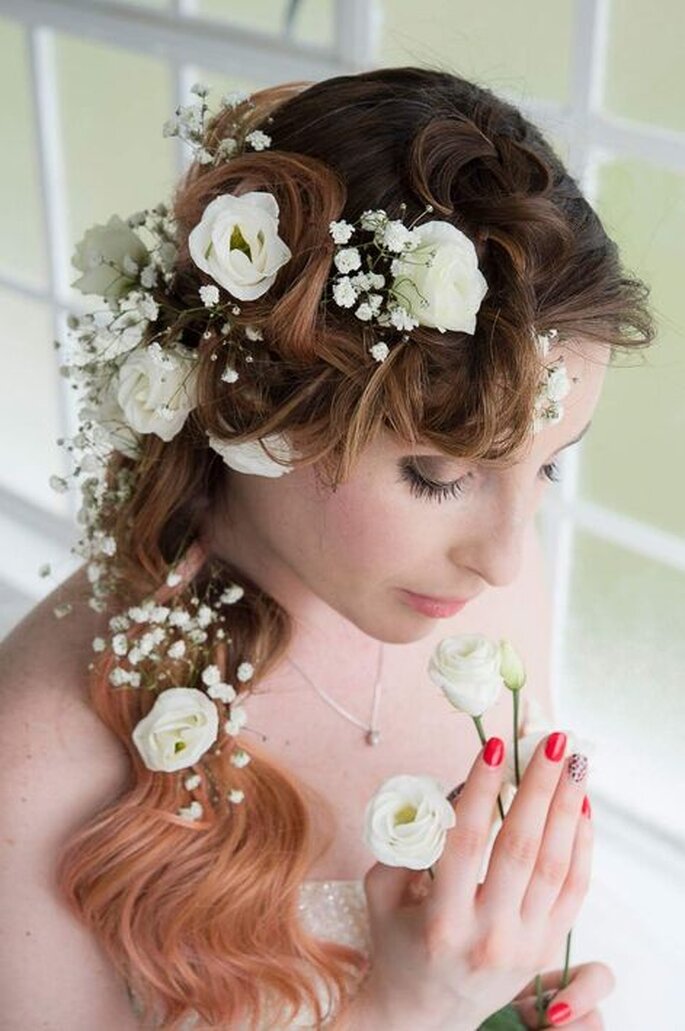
[
  {"x1": 389, "y1": 220, "x2": 489, "y2": 334},
  {"x1": 71, "y1": 214, "x2": 152, "y2": 301},
  {"x1": 531, "y1": 328, "x2": 573, "y2": 434},
  {"x1": 327, "y1": 205, "x2": 489, "y2": 344},
  {"x1": 131, "y1": 686, "x2": 219, "y2": 772},
  {"x1": 207, "y1": 430, "x2": 298, "y2": 476},
  {"x1": 112, "y1": 341, "x2": 199, "y2": 441},
  {"x1": 188, "y1": 191, "x2": 292, "y2": 301}
]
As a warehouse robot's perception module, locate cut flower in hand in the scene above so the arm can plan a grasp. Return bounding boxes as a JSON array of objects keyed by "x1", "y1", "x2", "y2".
[
  {"x1": 362, "y1": 773, "x2": 456, "y2": 870},
  {"x1": 361, "y1": 630, "x2": 591, "y2": 1029}
]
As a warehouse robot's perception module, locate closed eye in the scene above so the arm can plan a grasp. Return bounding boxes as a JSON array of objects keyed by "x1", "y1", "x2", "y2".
[{"x1": 398, "y1": 459, "x2": 563, "y2": 503}]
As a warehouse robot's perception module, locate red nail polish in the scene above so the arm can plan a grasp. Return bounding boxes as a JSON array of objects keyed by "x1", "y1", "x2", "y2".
[
  {"x1": 483, "y1": 737, "x2": 504, "y2": 767},
  {"x1": 582, "y1": 795, "x2": 592, "y2": 818},
  {"x1": 545, "y1": 731, "x2": 567, "y2": 762},
  {"x1": 546, "y1": 1001, "x2": 573, "y2": 1024}
]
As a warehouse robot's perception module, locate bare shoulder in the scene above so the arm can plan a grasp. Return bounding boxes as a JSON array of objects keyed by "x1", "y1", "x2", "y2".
[
  {"x1": 0, "y1": 563, "x2": 130, "y2": 788},
  {"x1": 0, "y1": 572, "x2": 141, "y2": 1026}
]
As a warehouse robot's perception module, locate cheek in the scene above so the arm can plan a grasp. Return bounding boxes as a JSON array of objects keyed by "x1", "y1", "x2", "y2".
[{"x1": 315, "y1": 479, "x2": 425, "y2": 574}]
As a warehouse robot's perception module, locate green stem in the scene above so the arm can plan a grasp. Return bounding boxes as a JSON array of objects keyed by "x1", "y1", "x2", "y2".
[
  {"x1": 561, "y1": 927, "x2": 573, "y2": 988},
  {"x1": 513, "y1": 690, "x2": 521, "y2": 786},
  {"x1": 472, "y1": 715, "x2": 505, "y2": 822},
  {"x1": 534, "y1": 974, "x2": 545, "y2": 1028}
]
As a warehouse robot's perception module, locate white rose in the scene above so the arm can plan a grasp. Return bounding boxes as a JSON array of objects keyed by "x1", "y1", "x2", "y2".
[
  {"x1": 504, "y1": 728, "x2": 596, "y2": 789},
  {"x1": 131, "y1": 686, "x2": 219, "y2": 772},
  {"x1": 71, "y1": 214, "x2": 150, "y2": 300},
  {"x1": 207, "y1": 430, "x2": 298, "y2": 476},
  {"x1": 390, "y1": 220, "x2": 488, "y2": 334},
  {"x1": 188, "y1": 191, "x2": 292, "y2": 301},
  {"x1": 428, "y1": 634, "x2": 505, "y2": 717},
  {"x1": 363, "y1": 773, "x2": 456, "y2": 870},
  {"x1": 116, "y1": 344, "x2": 198, "y2": 441}
]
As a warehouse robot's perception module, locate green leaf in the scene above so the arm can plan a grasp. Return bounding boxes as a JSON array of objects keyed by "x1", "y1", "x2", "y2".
[{"x1": 478, "y1": 1002, "x2": 528, "y2": 1030}]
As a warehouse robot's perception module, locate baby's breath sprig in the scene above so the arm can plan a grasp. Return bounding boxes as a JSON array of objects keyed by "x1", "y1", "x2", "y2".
[
  {"x1": 162, "y1": 82, "x2": 272, "y2": 167},
  {"x1": 325, "y1": 199, "x2": 492, "y2": 364}
]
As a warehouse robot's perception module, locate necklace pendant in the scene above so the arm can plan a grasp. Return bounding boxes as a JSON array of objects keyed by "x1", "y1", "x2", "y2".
[{"x1": 366, "y1": 729, "x2": 380, "y2": 746}]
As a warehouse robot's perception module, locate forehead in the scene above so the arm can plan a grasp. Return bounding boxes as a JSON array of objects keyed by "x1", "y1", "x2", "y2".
[{"x1": 382, "y1": 337, "x2": 610, "y2": 464}]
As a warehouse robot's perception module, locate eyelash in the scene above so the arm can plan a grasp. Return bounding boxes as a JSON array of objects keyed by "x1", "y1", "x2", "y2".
[{"x1": 400, "y1": 460, "x2": 563, "y2": 503}]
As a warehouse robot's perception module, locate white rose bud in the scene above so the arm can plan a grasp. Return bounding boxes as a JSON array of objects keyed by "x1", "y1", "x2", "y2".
[
  {"x1": 207, "y1": 431, "x2": 298, "y2": 477},
  {"x1": 131, "y1": 686, "x2": 219, "y2": 772},
  {"x1": 70, "y1": 214, "x2": 150, "y2": 300},
  {"x1": 498, "y1": 638, "x2": 527, "y2": 692},
  {"x1": 428, "y1": 633, "x2": 505, "y2": 717},
  {"x1": 363, "y1": 773, "x2": 456, "y2": 870},
  {"x1": 115, "y1": 346, "x2": 198, "y2": 441},
  {"x1": 188, "y1": 191, "x2": 292, "y2": 301},
  {"x1": 390, "y1": 220, "x2": 488, "y2": 334}
]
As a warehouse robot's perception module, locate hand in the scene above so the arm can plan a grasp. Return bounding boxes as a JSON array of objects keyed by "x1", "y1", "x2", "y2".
[
  {"x1": 350, "y1": 732, "x2": 593, "y2": 1031},
  {"x1": 512, "y1": 961, "x2": 615, "y2": 1028}
]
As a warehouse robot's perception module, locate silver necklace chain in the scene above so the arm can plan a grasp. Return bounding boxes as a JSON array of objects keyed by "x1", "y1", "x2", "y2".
[{"x1": 285, "y1": 643, "x2": 385, "y2": 746}]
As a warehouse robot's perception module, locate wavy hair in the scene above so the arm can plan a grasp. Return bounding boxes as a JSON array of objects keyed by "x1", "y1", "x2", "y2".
[{"x1": 56, "y1": 66, "x2": 656, "y2": 1029}]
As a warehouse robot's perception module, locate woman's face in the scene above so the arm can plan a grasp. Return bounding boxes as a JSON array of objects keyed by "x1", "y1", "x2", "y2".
[{"x1": 203, "y1": 340, "x2": 609, "y2": 645}]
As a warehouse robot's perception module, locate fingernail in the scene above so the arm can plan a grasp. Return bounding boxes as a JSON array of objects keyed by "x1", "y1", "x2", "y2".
[
  {"x1": 567, "y1": 752, "x2": 589, "y2": 784},
  {"x1": 582, "y1": 794, "x2": 592, "y2": 818},
  {"x1": 545, "y1": 731, "x2": 567, "y2": 762},
  {"x1": 483, "y1": 737, "x2": 504, "y2": 766},
  {"x1": 546, "y1": 1000, "x2": 573, "y2": 1024}
]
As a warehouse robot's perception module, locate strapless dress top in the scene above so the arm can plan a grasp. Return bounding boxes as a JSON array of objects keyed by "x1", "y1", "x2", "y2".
[{"x1": 128, "y1": 879, "x2": 371, "y2": 1029}]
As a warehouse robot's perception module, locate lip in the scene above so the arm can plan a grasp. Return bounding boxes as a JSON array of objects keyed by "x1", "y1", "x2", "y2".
[{"x1": 399, "y1": 589, "x2": 473, "y2": 619}]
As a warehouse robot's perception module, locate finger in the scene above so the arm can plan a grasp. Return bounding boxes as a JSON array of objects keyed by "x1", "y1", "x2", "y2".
[
  {"x1": 363, "y1": 859, "x2": 417, "y2": 922},
  {"x1": 513, "y1": 963, "x2": 589, "y2": 1000},
  {"x1": 478, "y1": 731, "x2": 568, "y2": 914},
  {"x1": 425, "y1": 736, "x2": 506, "y2": 920},
  {"x1": 550, "y1": 793, "x2": 594, "y2": 932},
  {"x1": 515, "y1": 997, "x2": 605, "y2": 1029},
  {"x1": 520, "y1": 752, "x2": 590, "y2": 922},
  {"x1": 515, "y1": 962, "x2": 615, "y2": 1028}
]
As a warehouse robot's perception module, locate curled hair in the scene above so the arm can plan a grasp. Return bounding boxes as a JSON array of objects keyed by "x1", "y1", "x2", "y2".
[{"x1": 56, "y1": 66, "x2": 656, "y2": 1028}]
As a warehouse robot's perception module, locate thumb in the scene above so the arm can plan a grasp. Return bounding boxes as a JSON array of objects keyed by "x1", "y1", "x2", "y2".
[{"x1": 363, "y1": 859, "x2": 422, "y2": 920}]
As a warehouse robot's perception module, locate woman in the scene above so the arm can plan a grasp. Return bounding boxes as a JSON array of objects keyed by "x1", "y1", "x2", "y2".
[{"x1": 0, "y1": 66, "x2": 655, "y2": 1029}]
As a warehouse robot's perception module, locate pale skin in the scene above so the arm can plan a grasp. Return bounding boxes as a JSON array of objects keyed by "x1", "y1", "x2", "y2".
[
  {"x1": 198, "y1": 338, "x2": 614, "y2": 1028},
  {"x1": 0, "y1": 339, "x2": 613, "y2": 1029}
]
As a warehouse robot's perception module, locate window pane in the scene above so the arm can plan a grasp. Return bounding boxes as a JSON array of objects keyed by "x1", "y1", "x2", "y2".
[
  {"x1": 0, "y1": 17, "x2": 49, "y2": 290},
  {"x1": 561, "y1": 530, "x2": 685, "y2": 838},
  {"x1": 604, "y1": 0, "x2": 685, "y2": 132},
  {"x1": 579, "y1": 159, "x2": 685, "y2": 538},
  {"x1": 378, "y1": 0, "x2": 574, "y2": 105},
  {"x1": 53, "y1": 33, "x2": 175, "y2": 303},
  {"x1": 0, "y1": 287, "x2": 68, "y2": 516},
  {"x1": 195, "y1": 0, "x2": 334, "y2": 48}
]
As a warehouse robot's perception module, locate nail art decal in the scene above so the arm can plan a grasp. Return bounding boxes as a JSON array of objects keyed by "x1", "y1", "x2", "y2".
[{"x1": 567, "y1": 753, "x2": 589, "y2": 784}]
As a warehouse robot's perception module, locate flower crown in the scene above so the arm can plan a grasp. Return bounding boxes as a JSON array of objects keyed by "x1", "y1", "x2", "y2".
[
  {"x1": 58, "y1": 81, "x2": 571, "y2": 482},
  {"x1": 47, "y1": 83, "x2": 573, "y2": 821}
]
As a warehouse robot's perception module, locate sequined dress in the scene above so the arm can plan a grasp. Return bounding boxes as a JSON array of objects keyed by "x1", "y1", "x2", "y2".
[{"x1": 128, "y1": 878, "x2": 371, "y2": 1029}]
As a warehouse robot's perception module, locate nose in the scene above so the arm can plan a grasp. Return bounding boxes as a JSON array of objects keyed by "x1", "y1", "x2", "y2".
[{"x1": 450, "y1": 493, "x2": 532, "y2": 589}]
